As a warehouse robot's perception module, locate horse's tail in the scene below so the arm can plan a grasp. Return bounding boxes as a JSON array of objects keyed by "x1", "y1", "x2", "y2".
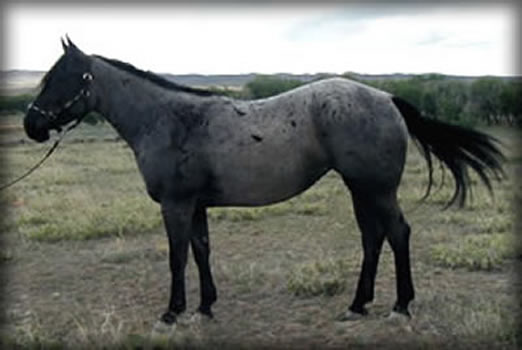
[{"x1": 391, "y1": 96, "x2": 505, "y2": 207}]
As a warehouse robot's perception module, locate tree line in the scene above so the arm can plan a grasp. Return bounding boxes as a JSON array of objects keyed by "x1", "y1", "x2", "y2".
[
  {"x1": 238, "y1": 74, "x2": 522, "y2": 127},
  {"x1": 2, "y1": 74, "x2": 520, "y2": 127},
  {"x1": 0, "y1": 94, "x2": 102, "y2": 125},
  {"x1": 359, "y1": 74, "x2": 521, "y2": 127}
]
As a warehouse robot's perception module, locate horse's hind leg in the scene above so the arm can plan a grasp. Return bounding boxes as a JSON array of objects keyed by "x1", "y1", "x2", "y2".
[
  {"x1": 340, "y1": 189, "x2": 387, "y2": 319},
  {"x1": 340, "y1": 188, "x2": 414, "y2": 320},
  {"x1": 190, "y1": 206, "x2": 217, "y2": 318},
  {"x1": 386, "y1": 208, "x2": 415, "y2": 317}
]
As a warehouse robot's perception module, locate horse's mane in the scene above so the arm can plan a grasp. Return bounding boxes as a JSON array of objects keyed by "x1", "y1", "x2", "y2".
[{"x1": 94, "y1": 55, "x2": 218, "y2": 97}]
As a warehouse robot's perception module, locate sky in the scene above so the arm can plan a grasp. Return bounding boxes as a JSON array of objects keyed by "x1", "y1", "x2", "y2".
[{"x1": 3, "y1": 3, "x2": 519, "y2": 76}]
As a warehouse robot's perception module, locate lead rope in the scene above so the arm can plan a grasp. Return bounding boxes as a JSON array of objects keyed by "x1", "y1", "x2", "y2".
[
  {"x1": 0, "y1": 117, "x2": 83, "y2": 191},
  {"x1": 0, "y1": 72, "x2": 93, "y2": 191}
]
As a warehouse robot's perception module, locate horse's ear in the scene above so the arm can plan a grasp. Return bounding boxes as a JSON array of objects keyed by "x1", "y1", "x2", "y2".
[
  {"x1": 61, "y1": 37, "x2": 68, "y2": 52},
  {"x1": 65, "y1": 35, "x2": 79, "y2": 51}
]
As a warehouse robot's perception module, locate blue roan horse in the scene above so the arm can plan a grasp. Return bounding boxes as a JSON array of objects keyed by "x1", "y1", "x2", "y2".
[{"x1": 24, "y1": 39, "x2": 504, "y2": 327}]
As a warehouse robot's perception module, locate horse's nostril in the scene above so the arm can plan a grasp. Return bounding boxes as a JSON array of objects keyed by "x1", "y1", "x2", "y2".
[
  {"x1": 24, "y1": 114, "x2": 50, "y2": 143},
  {"x1": 33, "y1": 131, "x2": 50, "y2": 143},
  {"x1": 23, "y1": 115, "x2": 34, "y2": 134}
]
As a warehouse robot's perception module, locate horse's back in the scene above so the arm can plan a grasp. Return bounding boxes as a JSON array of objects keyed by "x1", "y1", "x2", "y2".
[
  {"x1": 203, "y1": 77, "x2": 408, "y2": 205},
  {"x1": 307, "y1": 78, "x2": 409, "y2": 191}
]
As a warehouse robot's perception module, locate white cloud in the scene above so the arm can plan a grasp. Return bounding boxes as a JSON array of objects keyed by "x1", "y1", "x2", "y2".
[{"x1": 3, "y1": 3, "x2": 517, "y2": 76}]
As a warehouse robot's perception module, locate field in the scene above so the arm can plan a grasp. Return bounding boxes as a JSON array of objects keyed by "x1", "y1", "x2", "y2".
[{"x1": 0, "y1": 114, "x2": 520, "y2": 349}]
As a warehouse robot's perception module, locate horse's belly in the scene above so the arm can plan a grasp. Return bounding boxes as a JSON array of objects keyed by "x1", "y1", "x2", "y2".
[
  {"x1": 209, "y1": 157, "x2": 329, "y2": 207},
  {"x1": 205, "y1": 103, "x2": 329, "y2": 206}
]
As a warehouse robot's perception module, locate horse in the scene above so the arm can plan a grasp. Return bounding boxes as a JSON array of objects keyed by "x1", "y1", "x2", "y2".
[{"x1": 23, "y1": 38, "x2": 505, "y2": 328}]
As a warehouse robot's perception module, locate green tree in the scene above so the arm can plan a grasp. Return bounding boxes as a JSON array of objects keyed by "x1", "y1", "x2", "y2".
[
  {"x1": 469, "y1": 77, "x2": 504, "y2": 125},
  {"x1": 245, "y1": 75, "x2": 304, "y2": 99},
  {"x1": 0, "y1": 94, "x2": 35, "y2": 114},
  {"x1": 435, "y1": 80, "x2": 470, "y2": 124},
  {"x1": 498, "y1": 79, "x2": 522, "y2": 126}
]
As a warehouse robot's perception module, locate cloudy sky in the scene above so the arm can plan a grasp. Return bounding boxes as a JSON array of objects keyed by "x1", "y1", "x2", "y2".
[{"x1": 3, "y1": 3, "x2": 518, "y2": 76}]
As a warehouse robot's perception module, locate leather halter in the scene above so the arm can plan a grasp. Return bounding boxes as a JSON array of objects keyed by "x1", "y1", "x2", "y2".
[
  {"x1": 27, "y1": 72, "x2": 93, "y2": 129},
  {"x1": 0, "y1": 73, "x2": 94, "y2": 191}
]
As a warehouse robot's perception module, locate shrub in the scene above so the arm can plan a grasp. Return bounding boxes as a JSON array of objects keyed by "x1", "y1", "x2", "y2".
[
  {"x1": 430, "y1": 233, "x2": 516, "y2": 271},
  {"x1": 287, "y1": 258, "x2": 353, "y2": 297},
  {"x1": 0, "y1": 94, "x2": 35, "y2": 114},
  {"x1": 245, "y1": 75, "x2": 305, "y2": 99}
]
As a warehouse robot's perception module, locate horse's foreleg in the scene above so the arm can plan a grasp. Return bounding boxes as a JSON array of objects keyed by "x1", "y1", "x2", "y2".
[
  {"x1": 160, "y1": 199, "x2": 195, "y2": 325},
  {"x1": 190, "y1": 206, "x2": 217, "y2": 318}
]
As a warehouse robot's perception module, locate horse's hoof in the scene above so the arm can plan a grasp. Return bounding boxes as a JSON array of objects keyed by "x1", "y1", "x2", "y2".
[
  {"x1": 172, "y1": 310, "x2": 211, "y2": 326},
  {"x1": 386, "y1": 311, "x2": 413, "y2": 332},
  {"x1": 176, "y1": 311, "x2": 214, "y2": 326},
  {"x1": 160, "y1": 310, "x2": 177, "y2": 325},
  {"x1": 191, "y1": 311, "x2": 214, "y2": 323},
  {"x1": 337, "y1": 310, "x2": 366, "y2": 322},
  {"x1": 197, "y1": 306, "x2": 214, "y2": 320},
  {"x1": 387, "y1": 311, "x2": 411, "y2": 323},
  {"x1": 151, "y1": 320, "x2": 177, "y2": 337}
]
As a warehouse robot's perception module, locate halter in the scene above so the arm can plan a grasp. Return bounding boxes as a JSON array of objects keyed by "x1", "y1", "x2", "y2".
[
  {"x1": 27, "y1": 72, "x2": 93, "y2": 129},
  {"x1": 0, "y1": 72, "x2": 94, "y2": 191}
]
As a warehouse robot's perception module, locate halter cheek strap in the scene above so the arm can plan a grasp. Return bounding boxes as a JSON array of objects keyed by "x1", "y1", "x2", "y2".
[
  {"x1": 28, "y1": 72, "x2": 94, "y2": 126},
  {"x1": 1, "y1": 73, "x2": 95, "y2": 192}
]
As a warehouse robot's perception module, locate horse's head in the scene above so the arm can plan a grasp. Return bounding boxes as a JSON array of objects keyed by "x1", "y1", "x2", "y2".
[{"x1": 24, "y1": 37, "x2": 94, "y2": 142}]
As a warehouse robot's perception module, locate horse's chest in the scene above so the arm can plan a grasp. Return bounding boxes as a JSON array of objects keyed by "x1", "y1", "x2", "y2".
[{"x1": 135, "y1": 149, "x2": 204, "y2": 202}]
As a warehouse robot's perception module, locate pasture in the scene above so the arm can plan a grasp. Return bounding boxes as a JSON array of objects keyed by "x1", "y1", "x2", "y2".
[{"x1": 0, "y1": 114, "x2": 520, "y2": 349}]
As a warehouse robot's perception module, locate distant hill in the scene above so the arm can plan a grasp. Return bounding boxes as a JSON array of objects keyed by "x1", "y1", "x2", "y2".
[
  {"x1": 0, "y1": 70, "x2": 45, "y2": 95},
  {"x1": 1, "y1": 69, "x2": 515, "y2": 95},
  {"x1": 1, "y1": 70, "x2": 324, "y2": 95}
]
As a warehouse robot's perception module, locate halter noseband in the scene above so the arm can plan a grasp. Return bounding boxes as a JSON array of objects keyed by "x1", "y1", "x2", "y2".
[
  {"x1": 1, "y1": 73, "x2": 94, "y2": 191},
  {"x1": 28, "y1": 72, "x2": 93, "y2": 128}
]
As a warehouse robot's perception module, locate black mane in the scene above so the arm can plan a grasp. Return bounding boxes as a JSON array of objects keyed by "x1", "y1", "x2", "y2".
[{"x1": 94, "y1": 55, "x2": 218, "y2": 97}]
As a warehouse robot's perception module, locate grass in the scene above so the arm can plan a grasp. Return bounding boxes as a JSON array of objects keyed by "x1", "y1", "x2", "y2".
[
  {"x1": 4, "y1": 129, "x2": 335, "y2": 241},
  {"x1": 415, "y1": 289, "x2": 520, "y2": 346},
  {"x1": 208, "y1": 196, "x2": 329, "y2": 223},
  {"x1": 1, "y1": 119, "x2": 520, "y2": 349},
  {"x1": 15, "y1": 191, "x2": 162, "y2": 241},
  {"x1": 430, "y1": 233, "x2": 517, "y2": 271},
  {"x1": 287, "y1": 257, "x2": 357, "y2": 297}
]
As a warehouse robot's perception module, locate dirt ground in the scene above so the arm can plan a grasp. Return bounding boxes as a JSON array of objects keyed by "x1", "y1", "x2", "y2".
[
  {"x1": 0, "y1": 122, "x2": 520, "y2": 349},
  {"x1": 1, "y1": 214, "x2": 520, "y2": 349}
]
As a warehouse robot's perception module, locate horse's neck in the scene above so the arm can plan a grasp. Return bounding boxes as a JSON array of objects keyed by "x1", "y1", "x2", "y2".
[{"x1": 89, "y1": 58, "x2": 167, "y2": 148}]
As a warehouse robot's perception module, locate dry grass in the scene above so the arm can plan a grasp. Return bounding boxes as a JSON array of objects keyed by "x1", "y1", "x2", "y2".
[
  {"x1": 287, "y1": 257, "x2": 357, "y2": 297},
  {"x1": 430, "y1": 233, "x2": 517, "y2": 270},
  {"x1": 4, "y1": 127, "x2": 334, "y2": 241},
  {"x1": 1, "y1": 121, "x2": 520, "y2": 349}
]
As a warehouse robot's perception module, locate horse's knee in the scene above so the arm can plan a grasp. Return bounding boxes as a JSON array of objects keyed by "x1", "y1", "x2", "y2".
[
  {"x1": 399, "y1": 213, "x2": 411, "y2": 237},
  {"x1": 387, "y1": 213, "x2": 410, "y2": 248}
]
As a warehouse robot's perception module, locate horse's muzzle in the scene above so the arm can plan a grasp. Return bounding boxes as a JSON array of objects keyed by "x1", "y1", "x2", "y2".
[{"x1": 24, "y1": 113, "x2": 51, "y2": 143}]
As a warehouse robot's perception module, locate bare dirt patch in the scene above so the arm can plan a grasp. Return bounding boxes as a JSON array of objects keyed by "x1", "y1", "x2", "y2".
[{"x1": 1, "y1": 123, "x2": 520, "y2": 349}]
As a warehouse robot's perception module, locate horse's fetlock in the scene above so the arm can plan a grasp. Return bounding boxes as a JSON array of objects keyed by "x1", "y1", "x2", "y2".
[{"x1": 161, "y1": 310, "x2": 177, "y2": 325}]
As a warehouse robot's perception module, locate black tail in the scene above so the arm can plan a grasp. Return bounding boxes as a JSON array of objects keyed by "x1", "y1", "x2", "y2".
[{"x1": 392, "y1": 96, "x2": 506, "y2": 207}]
